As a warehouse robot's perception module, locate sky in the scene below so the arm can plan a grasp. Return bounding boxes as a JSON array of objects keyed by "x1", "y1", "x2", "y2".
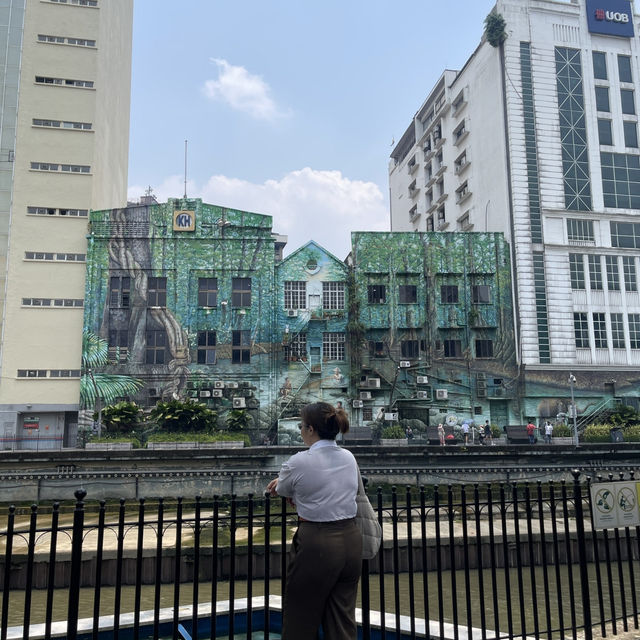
[{"x1": 127, "y1": 1, "x2": 498, "y2": 259}]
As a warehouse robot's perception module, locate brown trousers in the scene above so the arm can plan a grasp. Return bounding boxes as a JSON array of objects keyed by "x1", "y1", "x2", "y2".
[{"x1": 282, "y1": 518, "x2": 362, "y2": 640}]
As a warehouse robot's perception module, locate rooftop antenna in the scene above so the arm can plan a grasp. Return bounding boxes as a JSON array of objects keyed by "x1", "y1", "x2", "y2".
[{"x1": 183, "y1": 139, "x2": 188, "y2": 199}]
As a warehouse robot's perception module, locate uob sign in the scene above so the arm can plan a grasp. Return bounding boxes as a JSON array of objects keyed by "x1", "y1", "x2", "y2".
[{"x1": 586, "y1": 0, "x2": 634, "y2": 37}]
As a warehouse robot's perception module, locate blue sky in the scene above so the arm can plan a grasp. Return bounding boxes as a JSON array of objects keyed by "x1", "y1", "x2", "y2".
[{"x1": 128, "y1": 1, "x2": 497, "y2": 258}]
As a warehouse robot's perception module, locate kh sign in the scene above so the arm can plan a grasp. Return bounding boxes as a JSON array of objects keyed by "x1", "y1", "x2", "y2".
[
  {"x1": 173, "y1": 210, "x2": 195, "y2": 231},
  {"x1": 586, "y1": 0, "x2": 634, "y2": 37}
]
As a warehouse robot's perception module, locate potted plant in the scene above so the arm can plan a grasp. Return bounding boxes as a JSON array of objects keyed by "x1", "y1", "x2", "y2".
[{"x1": 380, "y1": 424, "x2": 408, "y2": 446}]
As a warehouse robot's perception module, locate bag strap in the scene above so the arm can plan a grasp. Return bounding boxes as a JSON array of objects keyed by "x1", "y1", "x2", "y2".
[{"x1": 356, "y1": 463, "x2": 366, "y2": 496}]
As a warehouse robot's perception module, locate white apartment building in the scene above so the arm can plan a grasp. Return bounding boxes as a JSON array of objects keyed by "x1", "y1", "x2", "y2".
[
  {"x1": 0, "y1": 0, "x2": 132, "y2": 448},
  {"x1": 390, "y1": 0, "x2": 640, "y2": 414}
]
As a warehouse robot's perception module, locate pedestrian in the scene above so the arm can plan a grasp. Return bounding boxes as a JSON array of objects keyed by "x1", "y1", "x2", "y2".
[
  {"x1": 526, "y1": 420, "x2": 536, "y2": 445},
  {"x1": 406, "y1": 426, "x2": 414, "y2": 440},
  {"x1": 478, "y1": 423, "x2": 485, "y2": 445},
  {"x1": 266, "y1": 402, "x2": 361, "y2": 639},
  {"x1": 438, "y1": 422, "x2": 445, "y2": 446},
  {"x1": 544, "y1": 420, "x2": 553, "y2": 444},
  {"x1": 484, "y1": 420, "x2": 493, "y2": 445},
  {"x1": 462, "y1": 420, "x2": 470, "y2": 445}
]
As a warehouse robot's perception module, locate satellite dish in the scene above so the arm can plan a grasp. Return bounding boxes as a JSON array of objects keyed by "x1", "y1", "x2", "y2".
[{"x1": 445, "y1": 413, "x2": 458, "y2": 427}]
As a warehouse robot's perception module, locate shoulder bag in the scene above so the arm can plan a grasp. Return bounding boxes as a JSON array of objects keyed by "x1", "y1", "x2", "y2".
[{"x1": 355, "y1": 467, "x2": 382, "y2": 560}]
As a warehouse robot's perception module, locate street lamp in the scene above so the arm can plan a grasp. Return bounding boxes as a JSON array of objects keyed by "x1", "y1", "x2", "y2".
[{"x1": 569, "y1": 373, "x2": 578, "y2": 446}]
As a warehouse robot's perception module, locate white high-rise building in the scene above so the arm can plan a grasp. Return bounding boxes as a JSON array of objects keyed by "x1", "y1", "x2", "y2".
[
  {"x1": 0, "y1": 0, "x2": 133, "y2": 447},
  {"x1": 390, "y1": 0, "x2": 640, "y2": 414}
]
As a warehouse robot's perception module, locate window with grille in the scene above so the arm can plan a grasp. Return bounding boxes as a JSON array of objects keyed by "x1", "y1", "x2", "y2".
[
  {"x1": 574, "y1": 312, "x2": 589, "y2": 348},
  {"x1": 444, "y1": 339, "x2": 462, "y2": 358},
  {"x1": 605, "y1": 256, "x2": 620, "y2": 291},
  {"x1": 367, "y1": 285, "x2": 386, "y2": 304},
  {"x1": 323, "y1": 332, "x2": 345, "y2": 361},
  {"x1": 363, "y1": 407, "x2": 373, "y2": 421},
  {"x1": 567, "y1": 219, "x2": 594, "y2": 243},
  {"x1": 108, "y1": 330, "x2": 128, "y2": 363},
  {"x1": 629, "y1": 314, "x2": 640, "y2": 348},
  {"x1": 440, "y1": 285, "x2": 459, "y2": 304},
  {"x1": 623, "y1": 256, "x2": 637, "y2": 291},
  {"x1": 593, "y1": 313, "x2": 607, "y2": 348},
  {"x1": 198, "y1": 278, "x2": 218, "y2": 307},
  {"x1": 109, "y1": 276, "x2": 130, "y2": 307},
  {"x1": 197, "y1": 331, "x2": 216, "y2": 364},
  {"x1": 284, "y1": 333, "x2": 307, "y2": 361},
  {"x1": 611, "y1": 313, "x2": 625, "y2": 348},
  {"x1": 398, "y1": 285, "x2": 417, "y2": 304},
  {"x1": 475, "y1": 339, "x2": 494, "y2": 358},
  {"x1": 611, "y1": 221, "x2": 640, "y2": 248},
  {"x1": 145, "y1": 330, "x2": 166, "y2": 364},
  {"x1": 368, "y1": 341, "x2": 385, "y2": 358},
  {"x1": 232, "y1": 277, "x2": 251, "y2": 307},
  {"x1": 588, "y1": 255, "x2": 603, "y2": 290},
  {"x1": 472, "y1": 285, "x2": 491, "y2": 304},
  {"x1": 284, "y1": 281, "x2": 306, "y2": 309},
  {"x1": 401, "y1": 340, "x2": 419, "y2": 358},
  {"x1": 148, "y1": 277, "x2": 166, "y2": 307},
  {"x1": 232, "y1": 330, "x2": 251, "y2": 363},
  {"x1": 569, "y1": 254, "x2": 585, "y2": 289},
  {"x1": 322, "y1": 282, "x2": 345, "y2": 310}
]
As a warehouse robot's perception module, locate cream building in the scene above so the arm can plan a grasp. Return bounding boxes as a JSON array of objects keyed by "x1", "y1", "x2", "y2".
[{"x1": 0, "y1": 0, "x2": 132, "y2": 448}]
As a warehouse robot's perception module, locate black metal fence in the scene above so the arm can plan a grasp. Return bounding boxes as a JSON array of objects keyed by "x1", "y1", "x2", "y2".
[{"x1": 1, "y1": 471, "x2": 639, "y2": 640}]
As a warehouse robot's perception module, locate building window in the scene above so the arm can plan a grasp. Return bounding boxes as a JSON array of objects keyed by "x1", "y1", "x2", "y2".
[
  {"x1": 35, "y1": 76, "x2": 94, "y2": 88},
  {"x1": 196, "y1": 331, "x2": 216, "y2": 364},
  {"x1": 574, "y1": 312, "x2": 589, "y2": 348},
  {"x1": 611, "y1": 313, "x2": 625, "y2": 348},
  {"x1": 49, "y1": 369, "x2": 81, "y2": 378},
  {"x1": 323, "y1": 282, "x2": 345, "y2": 310},
  {"x1": 232, "y1": 330, "x2": 251, "y2": 363},
  {"x1": 475, "y1": 339, "x2": 494, "y2": 358},
  {"x1": 145, "y1": 330, "x2": 166, "y2": 365},
  {"x1": 595, "y1": 86, "x2": 610, "y2": 112},
  {"x1": 323, "y1": 332, "x2": 345, "y2": 361},
  {"x1": 471, "y1": 285, "x2": 491, "y2": 304},
  {"x1": 593, "y1": 312, "x2": 607, "y2": 348},
  {"x1": 611, "y1": 221, "x2": 640, "y2": 247},
  {"x1": 409, "y1": 204, "x2": 418, "y2": 220},
  {"x1": 618, "y1": 55, "x2": 632, "y2": 83},
  {"x1": 567, "y1": 219, "x2": 594, "y2": 243},
  {"x1": 109, "y1": 276, "x2": 130, "y2": 308},
  {"x1": 629, "y1": 313, "x2": 640, "y2": 348},
  {"x1": 37, "y1": 34, "x2": 96, "y2": 47},
  {"x1": 426, "y1": 216, "x2": 434, "y2": 231},
  {"x1": 49, "y1": 0, "x2": 99, "y2": 5},
  {"x1": 232, "y1": 277, "x2": 251, "y2": 307},
  {"x1": 284, "y1": 281, "x2": 306, "y2": 310},
  {"x1": 602, "y1": 154, "x2": 640, "y2": 209},
  {"x1": 436, "y1": 205, "x2": 446, "y2": 226},
  {"x1": 444, "y1": 339, "x2": 462, "y2": 358},
  {"x1": 147, "y1": 277, "x2": 166, "y2": 307},
  {"x1": 621, "y1": 89, "x2": 636, "y2": 115},
  {"x1": 108, "y1": 330, "x2": 128, "y2": 363},
  {"x1": 284, "y1": 333, "x2": 307, "y2": 361},
  {"x1": 598, "y1": 119, "x2": 613, "y2": 145},
  {"x1": 368, "y1": 341, "x2": 385, "y2": 358},
  {"x1": 32, "y1": 118, "x2": 92, "y2": 130},
  {"x1": 27, "y1": 206, "x2": 88, "y2": 217},
  {"x1": 17, "y1": 369, "x2": 47, "y2": 378},
  {"x1": 367, "y1": 285, "x2": 386, "y2": 304},
  {"x1": 624, "y1": 121, "x2": 638, "y2": 148},
  {"x1": 593, "y1": 51, "x2": 607, "y2": 80},
  {"x1": 453, "y1": 120, "x2": 467, "y2": 143},
  {"x1": 454, "y1": 151, "x2": 468, "y2": 173},
  {"x1": 197, "y1": 278, "x2": 218, "y2": 307},
  {"x1": 588, "y1": 255, "x2": 603, "y2": 290},
  {"x1": 605, "y1": 256, "x2": 620, "y2": 291},
  {"x1": 623, "y1": 256, "x2": 637, "y2": 291},
  {"x1": 401, "y1": 340, "x2": 419, "y2": 359},
  {"x1": 440, "y1": 285, "x2": 458, "y2": 304},
  {"x1": 398, "y1": 285, "x2": 417, "y2": 304},
  {"x1": 362, "y1": 407, "x2": 373, "y2": 421}
]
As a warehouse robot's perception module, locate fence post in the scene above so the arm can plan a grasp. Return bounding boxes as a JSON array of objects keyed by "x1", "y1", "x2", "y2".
[
  {"x1": 572, "y1": 470, "x2": 592, "y2": 640},
  {"x1": 66, "y1": 488, "x2": 87, "y2": 640}
]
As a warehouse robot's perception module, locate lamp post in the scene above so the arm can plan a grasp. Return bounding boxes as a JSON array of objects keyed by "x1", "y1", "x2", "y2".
[{"x1": 569, "y1": 373, "x2": 578, "y2": 446}]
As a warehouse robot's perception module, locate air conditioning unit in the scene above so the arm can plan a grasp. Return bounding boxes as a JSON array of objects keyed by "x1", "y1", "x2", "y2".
[
  {"x1": 353, "y1": 400, "x2": 364, "y2": 408},
  {"x1": 417, "y1": 391, "x2": 430, "y2": 399},
  {"x1": 287, "y1": 309, "x2": 298, "y2": 317},
  {"x1": 232, "y1": 397, "x2": 246, "y2": 408},
  {"x1": 226, "y1": 382, "x2": 239, "y2": 389},
  {"x1": 417, "y1": 376, "x2": 429, "y2": 384},
  {"x1": 400, "y1": 360, "x2": 411, "y2": 368},
  {"x1": 436, "y1": 389, "x2": 448, "y2": 400},
  {"x1": 148, "y1": 388, "x2": 159, "y2": 397},
  {"x1": 214, "y1": 381, "x2": 225, "y2": 389},
  {"x1": 199, "y1": 390, "x2": 211, "y2": 398},
  {"x1": 477, "y1": 388, "x2": 486, "y2": 398},
  {"x1": 368, "y1": 378, "x2": 381, "y2": 388},
  {"x1": 360, "y1": 391, "x2": 372, "y2": 400},
  {"x1": 212, "y1": 389, "x2": 223, "y2": 398}
]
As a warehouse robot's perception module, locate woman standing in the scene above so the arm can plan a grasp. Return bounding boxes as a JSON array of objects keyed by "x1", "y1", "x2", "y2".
[{"x1": 266, "y1": 402, "x2": 361, "y2": 639}]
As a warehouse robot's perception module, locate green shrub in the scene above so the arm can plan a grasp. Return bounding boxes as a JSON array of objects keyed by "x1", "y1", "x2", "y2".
[
  {"x1": 490, "y1": 425, "x2": 503, "y2": 438},
  {"x1": 149, "y1": 399, "x2": 217, "y2": 433},
  {"x1": 88, "y1": 435, "x2": 141, "y2": 447},
  {"x1": 610, "y1": 404, "x2": 640, "y2": 427},
  {"x1": 97, "y1": 401, "x2": 141, "y2": 435},
  {"x1": 553, "y1": 423, "x2": 571, "y2": 437},
  {"x1": 583, "y1": 423, "x2": 613, "y2": 443},
  {"x1": 225, "y1": 409, "x2": 251, "y2": 432},
  {"x1": 381, "y1": 425, "x2": 406, "y2": 439},
  {"x1": 623, "y1": 424, "x2": 640, "y2": 442},
  {"x1": 147, "y1": 431, "x2": 250, "y2": 446},
  {"x1": 484, "y1": 11, "x2": 507, "y2": 47}
]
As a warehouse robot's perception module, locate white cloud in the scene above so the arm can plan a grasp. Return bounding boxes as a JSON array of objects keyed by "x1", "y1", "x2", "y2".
[
  {"x1": 202, "y1": 58, "x2": 288, "y2": 121},
  {"x1": 128, "y1": 168, "x2": 389, "y2": 258}
]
